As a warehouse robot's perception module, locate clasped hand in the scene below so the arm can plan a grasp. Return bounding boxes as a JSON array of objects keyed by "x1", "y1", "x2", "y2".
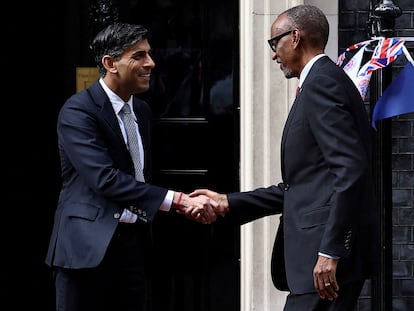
[{"x1": 173, "y1": 189, "x2": 229, "y2": 224}]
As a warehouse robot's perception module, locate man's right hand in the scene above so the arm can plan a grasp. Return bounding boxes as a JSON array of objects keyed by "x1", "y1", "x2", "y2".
[{"x1": 189, "y1": 189, "x2": 229, "y2": 217}]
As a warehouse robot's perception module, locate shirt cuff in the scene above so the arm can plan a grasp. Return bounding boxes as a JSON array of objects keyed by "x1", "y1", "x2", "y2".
[
  {"x1": 159, "y1": 190, "x2": 174, "y2": 212},
  {"x1": 318, "y1": 252, "x2": 340, "y2": 259}
]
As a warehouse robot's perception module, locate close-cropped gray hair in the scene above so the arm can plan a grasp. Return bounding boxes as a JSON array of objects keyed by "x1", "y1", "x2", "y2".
[
  {"x1": 283, "y1": 5, "x2": 329, "y2": 50},
  {"x1": 90, "y1": 22, "x2": 150, "y2": 77}
]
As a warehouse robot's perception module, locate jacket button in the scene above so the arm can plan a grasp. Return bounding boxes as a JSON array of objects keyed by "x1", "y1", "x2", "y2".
[
  {"x1": 284, "y1": 184, "x2": 290, "y2": 191},
  {"x1": 114, "y1": 212, "x2": 121, "y2": 219}
]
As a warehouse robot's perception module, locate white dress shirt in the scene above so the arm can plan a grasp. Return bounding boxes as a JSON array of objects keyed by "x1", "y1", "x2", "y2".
[{"x1": 99, "y1": 79, "x2": 173, "y2": 223}]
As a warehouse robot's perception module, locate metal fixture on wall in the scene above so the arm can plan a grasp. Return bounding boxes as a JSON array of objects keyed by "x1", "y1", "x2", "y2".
[{"x1": 367, "y1": 0, "x2": 402, "y2": 37}]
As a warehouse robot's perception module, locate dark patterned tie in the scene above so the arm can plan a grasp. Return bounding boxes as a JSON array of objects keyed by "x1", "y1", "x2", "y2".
[{"x1": 120, "y1": 104, "x2": 145, "y2": 181}]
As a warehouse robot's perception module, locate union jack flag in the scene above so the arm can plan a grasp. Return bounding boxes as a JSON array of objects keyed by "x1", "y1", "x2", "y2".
[
  {"x1": 363, "y1": 37, "x2": 404, "y2": 75},
  {"x1": 338, "y1": 37, "x2": 405, "y2": 99},
  {"x1": 336, "y1": 39, "x2": 374, "y2": 67},
  {"x1": 337, "y1": 37, "x2": 414, "y2": 128}
]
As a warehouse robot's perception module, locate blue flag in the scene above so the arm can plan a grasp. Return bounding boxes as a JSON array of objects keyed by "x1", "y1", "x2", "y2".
[{"x1": 372, "y1": 62, "x2": 414, "y2": 130}]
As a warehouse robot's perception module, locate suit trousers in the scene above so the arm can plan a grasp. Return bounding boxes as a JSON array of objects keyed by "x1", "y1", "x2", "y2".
[
  {"x1": 284, "y1": 279, "x2": 365, "y2": 311},
  {"x1": 53, "y1": 222, "x2": 149, "y2": 311}
]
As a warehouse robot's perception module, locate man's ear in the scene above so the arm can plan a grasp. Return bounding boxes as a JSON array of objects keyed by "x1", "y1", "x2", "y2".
[
  {"x1": 292, "y1": 29, "x2": 300, "y2": 44},
  {"x1": 102, "y1": 55, "x2": 117, "y2": 73},
  {"x1": 292, "y1": 29, "x2": 302, "y2": 49}
]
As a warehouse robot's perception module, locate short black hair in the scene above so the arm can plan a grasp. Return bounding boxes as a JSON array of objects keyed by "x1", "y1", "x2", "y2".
[{"x1": 284, "y1": 5, "x2": 329, "y2": 50}]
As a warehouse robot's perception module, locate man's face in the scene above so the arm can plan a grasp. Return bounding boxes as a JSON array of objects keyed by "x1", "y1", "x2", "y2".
[
  {"x1": 269, "y1": 14, "x2": 298, "y2": 79},
  {"x1": 116, "y1": 39, "x2": 156, "y2": 94}
]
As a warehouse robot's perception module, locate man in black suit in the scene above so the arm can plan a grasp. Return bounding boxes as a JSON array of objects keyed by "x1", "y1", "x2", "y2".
[
  {"x1": 45, "y1": 22, "x2": 215, "y2": 311},
  {"x1": 191, "y1": 5, "x2": 380, "y2": 310}
]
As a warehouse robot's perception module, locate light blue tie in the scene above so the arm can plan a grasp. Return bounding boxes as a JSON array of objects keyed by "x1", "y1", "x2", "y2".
[{"x1": 120, "y1": 104, "x2": 145, "y2": 181}]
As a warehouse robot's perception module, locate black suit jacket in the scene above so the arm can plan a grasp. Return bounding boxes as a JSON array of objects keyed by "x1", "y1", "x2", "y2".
[
  {"x1": 45, "y1": 81, "x2": 168, "y2": 269},
  {"x1": 227, "y1": 56, "x2": 380, "y2": 294}
]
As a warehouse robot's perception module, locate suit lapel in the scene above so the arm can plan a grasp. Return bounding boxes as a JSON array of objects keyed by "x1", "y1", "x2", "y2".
[
  {"x1": 280, "y1": 95, "x2": 301, "y2": 182},
  {"x1": 280, "y1": 57, "x2": 327, "y2": 181},
  {"x1": 87, "y1": 82, "x2": 125, "y2": 143}
]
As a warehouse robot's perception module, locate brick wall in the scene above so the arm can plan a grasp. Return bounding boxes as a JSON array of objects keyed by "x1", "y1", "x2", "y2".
[{"x1": 338, "y1": 0, "x2": 414, "y2": 310}]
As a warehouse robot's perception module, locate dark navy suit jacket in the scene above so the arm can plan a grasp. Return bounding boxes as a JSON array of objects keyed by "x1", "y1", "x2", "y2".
[
  {"x1": 46, "y1": 81, "x2": 168, "y2": 269},
  {"x1": 226, "y1": 56, "x2": 380, "y2": 294}
]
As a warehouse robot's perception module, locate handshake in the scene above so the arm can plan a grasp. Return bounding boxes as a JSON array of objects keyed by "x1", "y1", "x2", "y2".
[{"x1": 172, "y1": 189, "x2": 229, "y2": 224}]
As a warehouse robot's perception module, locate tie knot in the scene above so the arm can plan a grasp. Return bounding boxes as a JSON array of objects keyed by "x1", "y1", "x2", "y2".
[{"x1": 122, "y1": 103, "x2": 131, "y2": 114}]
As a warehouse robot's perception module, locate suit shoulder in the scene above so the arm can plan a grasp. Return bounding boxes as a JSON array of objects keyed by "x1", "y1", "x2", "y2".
[
  {"x1": 312, "y1": 58, "x2": 359, "y2": 88},
  {"x1": 62, "y1": 81, "x2": 105, "y2": 110}
]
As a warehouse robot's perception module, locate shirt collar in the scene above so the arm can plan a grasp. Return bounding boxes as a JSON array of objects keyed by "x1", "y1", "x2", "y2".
[
  {"x1": 99, "y1": 78, "x2": 133, "y2": 115},
  {"x1": 298, "y1": 54, "x2": 326, "y2": 88}
]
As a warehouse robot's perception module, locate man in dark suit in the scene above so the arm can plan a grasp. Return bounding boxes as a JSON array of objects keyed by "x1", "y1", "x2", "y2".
[
  {"x1": 45, "y1": 22, "x2": 215, "y2": 311},
  {"x1": 191, "y1": 5, "x2": 380, "y2": 310}
]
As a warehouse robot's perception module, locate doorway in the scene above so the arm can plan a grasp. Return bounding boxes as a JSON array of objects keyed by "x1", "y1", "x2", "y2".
[{"x1": 63, "y1": 0, "x2": 241, "y2": 310}]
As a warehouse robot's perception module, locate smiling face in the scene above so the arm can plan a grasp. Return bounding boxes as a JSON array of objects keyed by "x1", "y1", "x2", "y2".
[{"x1": 103, "y1": 38, "x2": 155, "y2": 101}]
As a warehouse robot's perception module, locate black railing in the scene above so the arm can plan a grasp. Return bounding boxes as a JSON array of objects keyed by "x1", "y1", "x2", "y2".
[{"x1": 367, "y1": 1, "x2": 402, "y2": 311}]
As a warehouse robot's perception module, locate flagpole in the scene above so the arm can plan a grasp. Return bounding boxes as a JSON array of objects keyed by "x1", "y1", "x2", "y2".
[{"x1": 367, "y1": 1, "x2": 402, "y2": 311}]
